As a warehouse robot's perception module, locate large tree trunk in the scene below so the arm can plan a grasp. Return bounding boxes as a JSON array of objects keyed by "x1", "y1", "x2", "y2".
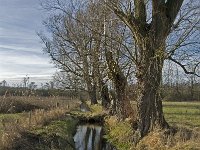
[
  {"x1": 88, "y1": 84, "x2": 98, "y2": 105},
  {"x1": 106, "y1": 51, "x2": 134, "y2": 119},
  {"x1": 136, "y1": 40, "x2": 169, "y2": 137},
  {"x1": 82, "y1": 47, "x2": 98, "y2": 105},
  {"x1": 115, "y1": 73, "x2": 133, "y2": 119},
  {"x1": 136, "y1": 72, "x2": 169, "y2": 137}
]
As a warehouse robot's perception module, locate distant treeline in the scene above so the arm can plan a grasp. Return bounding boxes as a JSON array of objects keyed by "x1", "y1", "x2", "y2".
[
  {"x1": 161, "y1": 83, "x2": 200, "y2": 101},
  {"x1": 1, "y1": 82, "x2": 200, "y2": 101},
  {"x1": 128, "y1": 82, "x2": 200, "y2": 102}
]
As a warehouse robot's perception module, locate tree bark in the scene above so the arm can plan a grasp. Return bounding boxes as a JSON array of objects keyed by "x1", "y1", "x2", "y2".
[
  {"x1": 89, "y1": 84, "x2": 98, "y2": 105},
  {"x1": 106, "y1": 51, "x2": 134, "y2": 119},
  {"x1": 136, "y1": 39, "x2": 169, "y2": 137},
  {"x1": 100, "y1": 81, "x2": 111, "y2": 109},
  {"x1": 82, "y1": 50, "x2": 98, "y2": 105}
]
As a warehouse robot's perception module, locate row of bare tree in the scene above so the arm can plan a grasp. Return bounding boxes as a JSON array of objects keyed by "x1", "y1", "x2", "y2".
[{"x1": 39, "y1": 0, "x2": 199, "y2": 138}]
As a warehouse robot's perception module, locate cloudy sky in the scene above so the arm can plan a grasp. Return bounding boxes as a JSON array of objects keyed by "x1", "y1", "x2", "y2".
[{"x1": 0, "y1": 0, "x2": 57, "y2": 85}]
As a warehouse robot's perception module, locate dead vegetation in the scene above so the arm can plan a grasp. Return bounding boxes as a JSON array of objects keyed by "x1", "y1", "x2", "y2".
[
  {"x1": 0, "y1": 96, "x2": 79, "y2": 149},
  {"x1": 104, "y1": 115, "x2": 200, "y2": 150},
  {"x1": 0, "y1": 96, "x2": 76, "y2": 113},
  {"x1": 137, "y1": 127, "x2": 200, "y2": 150}
]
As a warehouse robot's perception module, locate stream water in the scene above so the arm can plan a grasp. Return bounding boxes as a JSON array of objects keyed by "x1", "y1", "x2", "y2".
[{"x1": 74, "y1": 124, "x2": 115, "y2": 150}]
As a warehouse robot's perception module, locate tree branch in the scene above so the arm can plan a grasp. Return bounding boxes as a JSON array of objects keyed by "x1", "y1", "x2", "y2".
[
  {"x1": 104, "y1": 0, "x2": 140, "y2": 36},
  {"x1": 169, "y1": 56, "x2": 200, "y2": 77},
  {"x1": 134, "y1": 0, "x2": 146, "y2": 25},
  {"x1": 165, "y1": 0, "x2": 184, "y2": 27},
  {"x1": 166, "y1": 20, "x2": 199, "y2": 57}
]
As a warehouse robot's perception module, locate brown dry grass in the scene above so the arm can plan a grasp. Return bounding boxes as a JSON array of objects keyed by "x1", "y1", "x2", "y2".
[
  {"x1": 104, "y1": 101, "x2": 200, "y2": 150},
  {"x1": 137, "y1": 127, "x2": 200, "y2": 150},
  {"x1": 105, "y1": 116, "x2": 200, "y2": 150},
  {"x1": 0, "y1": 96, "x2": 79, "y2": 149},
  {"x1": 0, "y1": 96, "x2": 76, "y2": 113}
]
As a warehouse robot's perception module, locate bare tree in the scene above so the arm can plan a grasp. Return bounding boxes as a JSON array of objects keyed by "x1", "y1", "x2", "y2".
[
  {"x1": 40, "y1": 0, "x2": 199, "y2": 138},
  {"x1": 1, "y1": 80, "x2": 7, "y2": 87},
  {"x1": 22, "y1": 75, "x2": 29, "y2": 89},
  {"x1": 105, "y1": 0, "x2": 200, "y2": 137},
  {"x1": 40, "y1": 0, "x2": 111, "y2": 105}
]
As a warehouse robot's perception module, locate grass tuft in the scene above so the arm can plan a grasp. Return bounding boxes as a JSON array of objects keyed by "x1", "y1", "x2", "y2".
[{"x1": 104, "y1": 116, "x2": 135, "y2": 150}]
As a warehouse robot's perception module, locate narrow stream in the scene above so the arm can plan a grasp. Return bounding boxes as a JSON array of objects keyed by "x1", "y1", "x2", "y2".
[{"x1": 74, "y1": 124, "x2": 115, "y2": 150}]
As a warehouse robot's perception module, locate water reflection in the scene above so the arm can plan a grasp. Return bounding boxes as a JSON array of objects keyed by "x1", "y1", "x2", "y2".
[{"x1": 74, "y1": 125, "x2": 115, "y2": 150}]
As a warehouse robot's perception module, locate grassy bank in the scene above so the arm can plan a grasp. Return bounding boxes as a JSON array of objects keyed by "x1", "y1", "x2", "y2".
[
  {"x1": 136, "y1": 101, "x2": 200, "y2": 149},
  {"x1": 0, "y1": 96, "x2": 79, "y2": 149},
  {"x1": 11, "y1": 118, "x2": 79, "y2": 150},
  {"x1": 104, "y1": 101, "x2": 200, "y2": 150}
]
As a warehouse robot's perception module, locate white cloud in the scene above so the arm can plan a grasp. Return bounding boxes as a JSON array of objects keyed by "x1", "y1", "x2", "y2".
[
  {"x1": 0, "y1": 0, "x2": 56, "y2": 83},
  {"x1": 0, "y1": 45, "x2": 41, "y2": 53}
]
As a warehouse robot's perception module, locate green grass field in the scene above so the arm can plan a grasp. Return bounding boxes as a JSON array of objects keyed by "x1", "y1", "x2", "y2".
[{"x1": 163, "y1": 101, "x2": 200, "y2": 129}]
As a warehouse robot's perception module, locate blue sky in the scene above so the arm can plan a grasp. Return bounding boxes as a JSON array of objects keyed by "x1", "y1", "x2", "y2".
[{"x1": 0, "y1": 0, "x2": 56, "y2": 84}]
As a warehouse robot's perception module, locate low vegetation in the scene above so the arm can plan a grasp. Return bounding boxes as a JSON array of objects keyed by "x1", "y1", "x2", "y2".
[
  {"x1": 69, "y1": 103, "x2": 107, "y2": 123},
  {"x1": 104, "y1": 116, "x2": 135, "y2": 150},
  {"x1": 104, "y1": 101, "x2": 200, "y2": 150},
  {"x1": 0, "y1": 96, "x2": 199, "y2": 149},
  {"x1": 0, "y1": 96, "x2": 74, "y2": 113},
  {"x1": 0, "y1": 96, "x2": 79, "y2": 149},
  {"x1": 10, "y1": 119, "x2": 79, "y2": 150}
]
